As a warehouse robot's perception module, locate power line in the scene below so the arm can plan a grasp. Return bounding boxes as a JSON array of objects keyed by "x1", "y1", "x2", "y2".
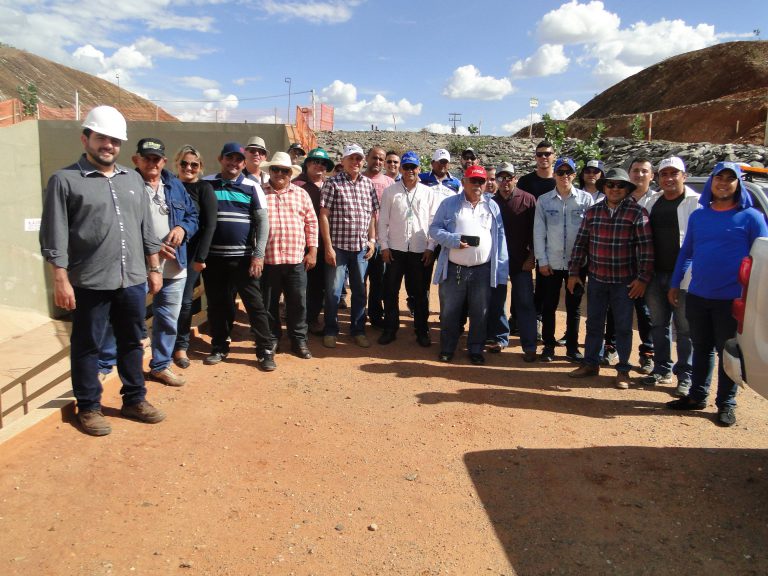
[{"x1": 147, "y1": 89, "x2": 314, "y2": 104}]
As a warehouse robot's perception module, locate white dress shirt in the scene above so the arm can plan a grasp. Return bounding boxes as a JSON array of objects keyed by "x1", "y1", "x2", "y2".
[{"x1": 378, "y1": 181, "x2": 441, "y2": 253}]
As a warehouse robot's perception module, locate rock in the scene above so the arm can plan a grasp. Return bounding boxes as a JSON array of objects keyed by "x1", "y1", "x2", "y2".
[
  {"x1": 368, "y1": 523, "x2": 378, "y2": 531},
  {"x1": 404, "y1": 472, "x2": 418, "y2": 481},
  {"x1": 334, "y1": 523, "x2": 344, "y2": 532}
]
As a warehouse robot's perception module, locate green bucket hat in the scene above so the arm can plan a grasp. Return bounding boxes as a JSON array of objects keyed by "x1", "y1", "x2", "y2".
[{"x1": 303, "y1": 147, "x2": 335, "y2": 172}]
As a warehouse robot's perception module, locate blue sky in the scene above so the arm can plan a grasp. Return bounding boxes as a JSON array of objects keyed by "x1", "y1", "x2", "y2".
[{"x1": 1, "y1": 0, "x2": 765, "y2": 134}]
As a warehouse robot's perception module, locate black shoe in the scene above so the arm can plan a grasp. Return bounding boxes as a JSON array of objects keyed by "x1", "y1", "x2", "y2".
[
  {"x1": 291, "y1": 341, "x2": 313, "y2": 359},
  {"x1": 717, "y1": 407, "x2": 736, "y2": 427},
  {"x1": 258, "y1": 351, "x2": 277, "y2": 372},
  {"x1": 416, "y1": 333, "x2": 432, "y2": 347},
  {"x1": 378, "y1": 331, "x2": 396, "y2": 345},
  {"x1": 469, "y1": 353, "x2": 485, "y2": 365},
  {"x1": 539, "y1": 347, "x2": 555, "y2": 362},
  {"x1": 438, "y1": 352, "x2": 453, "y2": 363},
  {"x1": 523, "y1": 351, "x2": 537, "y2": 363},
  {"x1": 204, "y1": 351, "x2": 227, "y2": 365},
  {"x1": 173, "y1": 355, "x2": 191, "y2": 369},
  {"x1": 369, "y1": 318, "x2": 386, "y2": 329},
  {"x1": 565, "y1": 350, "x2": 584, "y2": 363},
  {"x1": 666, "y1": 396, "x2": 707, "y2": 411},
  {"x1": 555, "y1": 335, "x2": 567, "y2": 347}
]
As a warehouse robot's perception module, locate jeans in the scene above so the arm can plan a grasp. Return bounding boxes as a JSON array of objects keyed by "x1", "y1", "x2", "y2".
[
  {"x1": 487, "y1": 271, "x2": 537, "y2": 352},
  {"x1": 645, "y1": 272, "x2": 692, "y2": 381},
  {"x1": 262, "y1": 262, "x2": 308, "y2": 344},
  {"x1": 365, "y1": 245, "x2": 385, "y2": 323},
  {"x1": 605, "y1": 296, "x2": 654, "y2": 356},
  {"x1": 382, "y1": 249, "x2": 432, "y2": 336},
  {"x1": 149, "y1": 277, "x2": 185, "y2": 372},
  {"x1": 202, "y1": 256, "x2": 273, "y2": 354},
  {"x1": 175, "y1": 263, "x2": 203, "y2": 352},
  {"x1": 438, "y1": 262, "x2": 491, "y2": 355},
  {"x1": 584, "y1": 278, "x2": 634, "y2": 372},
  {"x1": 324, "y1": 247, "x2": 368, "y2": 336},
  {"x1": 686, "y1": 294, "x2": 738, "y2": 409},
  {"x1": 71, "y1": 284, "x2": 148, "y2": 412},
  {"x1": 540, "y1": 269, "x2": 584, "y2": 352}
]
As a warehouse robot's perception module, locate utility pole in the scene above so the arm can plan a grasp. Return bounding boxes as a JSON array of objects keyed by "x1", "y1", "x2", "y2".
[
  {"x1": 116, "y1": 73, "x2": 121, "y2": 109},
  {"x1": 449, "y1": 113, "x2": 461, "y2": 134},
  {"x1": 528, "y1": 98, "x2": 539, "y2": 140},
  {"x1": 285, "y1": 77, "x2": 292, "y2": 124}
]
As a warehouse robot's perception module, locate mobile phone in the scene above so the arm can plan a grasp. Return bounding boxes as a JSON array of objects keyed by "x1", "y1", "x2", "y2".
[{"x1": 460, "y1": 235, "x2": 480, "y2": 247}]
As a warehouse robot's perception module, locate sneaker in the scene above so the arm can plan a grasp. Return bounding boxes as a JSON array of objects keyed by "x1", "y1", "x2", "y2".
[
  {"x1": 641, "y1": 372, "x2": 672, "y2": 386},
  {"x1": 121, "y1": 401, "x2": 166, "y2": 424},
  {"x1": 258, "y1": 351, "x2": 277, "y2": 372},
  {"x1": 438, "y1": 352, "x2": 453, "y2": 363},
  {"x1": 717, "y1": 407, "x2": 737, "y2": 427},
  {"x1": 569, "y1": 364, "x2": 600, "y2": 378},
  {"x1": 523, "y1": 351, "x2": 537, "y2": 363},
  {"x1": 601, "y1": 347, "x2": 617, "y2": 366},
  {"x1": 354, "y1": 334, "x2": 371, "y2": 348},
  {"x1": 539, "y1": 347, "x2": 555, "y2": 362},
  {"x1": 149, "y1": 368, "x2": 186, "y2": 387},
  {"x1": 77, "y1": 409, "x2": 111, "y2": 436},
  {"x1": 565, "y1": 350, "x2": 584, "y2": 363},
  {"x1": 666, "y1": 396, "x2": 707, "y2": 411},
  {"x1": 378, "y1": 331, "x2": 396, "y2": 345},
  {"x1": 638, "y1": 356, "x2": 654, "y2": 375},
  {"x1": 674, "y1": 380, "x2": 691, "y2": 397},
  {"x1": 615, "y1": 371, "x2": 631, "y2": 389},
  {"x1": 204, "y1": 351, "x2": 227, "y2": 365},
  {"x1": 555, "y1": 335, "x2": 567, "y2": 347},
  {"x1": 323, "y1": 335, "x2": 337, "y2": 348},
  {"x1": 469, "y1": 353, "x2": 485, "y2": 365}
]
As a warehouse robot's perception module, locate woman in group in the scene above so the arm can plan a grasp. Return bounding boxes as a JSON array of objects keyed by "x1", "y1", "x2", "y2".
[
  {"x1": 578, "y1": 159, "x2": 605, "y2": 202},
  {"x1": 172, "y1": 145, "x2": 218, "y2": 368}
]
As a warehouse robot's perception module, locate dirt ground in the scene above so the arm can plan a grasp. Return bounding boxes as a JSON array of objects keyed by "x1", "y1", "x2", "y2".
[{"x1": 1, "y1": 292, "x2": 768, "y2": 576}]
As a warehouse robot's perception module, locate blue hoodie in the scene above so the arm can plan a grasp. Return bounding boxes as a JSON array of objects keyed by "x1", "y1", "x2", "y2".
[{"x1": 671, "y1": 162, "x2": 768, "y2": 299}]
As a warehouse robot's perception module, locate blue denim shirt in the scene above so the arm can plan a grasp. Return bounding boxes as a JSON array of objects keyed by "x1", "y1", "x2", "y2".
[
  {"x1": 158, "y1": 168, "x2": 199, "y2": 270},
  {"x1": 533, "y1": 186, "x2": 594, "y2": 270},
  {"x1": 429, "y1": 193, "x2": 508, "y2": 287}
]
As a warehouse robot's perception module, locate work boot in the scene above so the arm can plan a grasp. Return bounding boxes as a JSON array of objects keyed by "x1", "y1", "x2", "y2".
[{"x1": 77, "y1": 409, "x2": 111, "y2": 436}]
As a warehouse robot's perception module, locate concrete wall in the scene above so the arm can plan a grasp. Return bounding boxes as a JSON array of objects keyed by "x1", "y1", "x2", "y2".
[{"x1": 1, "y1": 120, "x2": 292, "y2": 317}]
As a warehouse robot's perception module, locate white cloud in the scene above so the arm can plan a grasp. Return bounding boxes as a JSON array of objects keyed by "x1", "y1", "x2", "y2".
[
  {"x1": 321, "y1": 80, "x2": 357, "y2": 105},
  {"x1": 423, "y1": 123, "x2": 470, "y2": 136},
  {"x1": 233, "y1": 76, "x2": 261, "y2": 86},
  {"x1": 549, "y1": 99, "x2": 581, "y2": 119},
  {"x1": 178, "y1": 76, "x2": 221, "y2": 90},
  {"x1": 254, "y1": 114, "x2": 282, "y2": 124},
  {"x1": 537, "y1": 0, "x2": 620, "y2": 44},
  {"x1": 261, "y1": 0, "x2": 361, "y2": 24},
  {"x1": 442, "y1": 65, "x2": 514, "y2": 101},
  {"x1": 320, "y1": 80, "x2": 422, "y2": 127},
  {"x1": 510, "y1": 44, "x2": 570, "y2": 78},
  {"x1": 501, "y1": 114, "x2": 541, "y2": 135}
]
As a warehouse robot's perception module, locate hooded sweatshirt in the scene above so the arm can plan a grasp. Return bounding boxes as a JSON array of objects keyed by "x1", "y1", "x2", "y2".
[{"x1": 670, "y1": 163, "x2": 768, "y2": 299}]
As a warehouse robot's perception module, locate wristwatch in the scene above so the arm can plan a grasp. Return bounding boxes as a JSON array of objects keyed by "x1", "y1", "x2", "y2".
[{"x1": 148, "y1": 266, "x2": 162, "y2": 274}]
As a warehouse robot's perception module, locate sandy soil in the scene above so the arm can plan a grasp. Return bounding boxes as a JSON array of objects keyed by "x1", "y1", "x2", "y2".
[{"x1": 1, "y1": 293, "x2": 767, "y2": 576}]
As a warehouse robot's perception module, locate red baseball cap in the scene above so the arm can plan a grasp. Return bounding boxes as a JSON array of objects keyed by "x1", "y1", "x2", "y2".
[{"x1": 464, "y1": 165, "x2": 487, "y2": 180}]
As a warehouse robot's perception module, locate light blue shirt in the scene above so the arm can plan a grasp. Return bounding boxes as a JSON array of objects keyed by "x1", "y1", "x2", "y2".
[{"x1": 533, "y1": 186, "x2": 594, "y2": 270}]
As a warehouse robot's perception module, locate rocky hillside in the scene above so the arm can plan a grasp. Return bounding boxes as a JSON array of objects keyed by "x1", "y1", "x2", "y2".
[
  {"x1": 517, "y1": 41, "x2": 768, "y2": 145},
  {"x1": 0, "y1": 45, "x2": 177, "y2": 121}
]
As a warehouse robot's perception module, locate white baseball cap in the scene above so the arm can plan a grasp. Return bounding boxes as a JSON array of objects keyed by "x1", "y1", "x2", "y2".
[
  {"x1": 342, "y1": 143, "x2": 365, "y2": 158},
  {"x1": 658, "y1": 156, "x2": 686, "y2": 172},
  {"x1": 432, "y1": 149, "x2": 451, "y2": 162}
]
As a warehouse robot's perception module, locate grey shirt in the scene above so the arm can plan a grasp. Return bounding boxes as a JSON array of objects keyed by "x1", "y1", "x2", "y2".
[{"x1": 40, "y1": 155, "x2": 162, "y2": 290}]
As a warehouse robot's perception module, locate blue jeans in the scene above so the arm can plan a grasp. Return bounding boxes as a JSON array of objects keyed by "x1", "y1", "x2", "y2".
[
  {"x1": 605, "y1": 297, "x2": 654, "y2": 356},
  {"x1": 686, "y1": 294, "x2": 738, "y2": 409},
  {"x1": 324, "y1": 247, "x2": 368, "y2": 336},
  {"x1": 71, "y1": 284, "x2": 148, "y2": 412},
  {"x1": 584, "y1": 278, "x2": 634, "y2": 372},
  {"x1": 439, "y1": 262, "x2": 491, "y2": 355},
  {"x1": 487, "y1": 271, "x2": 536, "y2": 352},
  {"x1": 149, "y1": 277, "x2": 185, "y2": 371},
  {"x1": 174, "y1": 264, "x2": 203, "y2": 352},
  {"x1": 645, "y1": 272, "x2": 692, "y2": 381}
]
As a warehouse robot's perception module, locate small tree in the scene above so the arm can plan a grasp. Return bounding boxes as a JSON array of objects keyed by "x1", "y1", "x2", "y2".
[
  {"x1": 16, "y1": 83, "x2": 39, "y2": 117},
  {"x1": 573, "y1": 121, "x2": 606, "y2": 169},
  {"x1": 467, "y1": 124, "x2": 479, "y2": 135},
  {"x1": 542, "y1": 113, "x2": 566, "y2": 153},
  {"x1": 630, "y1": 115, "x2": 645, "y2": 141}
]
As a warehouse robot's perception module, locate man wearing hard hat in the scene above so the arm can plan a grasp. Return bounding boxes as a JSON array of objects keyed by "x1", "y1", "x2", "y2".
[{"x1": 40, "y1": 105, "x2": 167, "y2": 436}]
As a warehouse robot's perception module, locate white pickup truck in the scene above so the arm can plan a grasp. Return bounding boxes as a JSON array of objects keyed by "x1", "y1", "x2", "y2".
[{"x1": 723, "y1": 237, "x2": 768, "y2": 400}]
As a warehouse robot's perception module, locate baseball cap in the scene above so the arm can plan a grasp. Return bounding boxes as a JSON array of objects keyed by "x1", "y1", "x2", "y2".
[
  {"x1": 496, "y1": 162, "x2": 515, "y2": 176},
  {"x1": 658, "y1": 156, "x2": 686, "y2": 172},
  {"x1": 220, "y1": 142, "x2": 245, "y2": 158},
  {"x1": 400, "y1": 151, "x2": 420, "y2": 167},
  {"x1": 585, "y1": 159, "x2": 605, "y2": 171},
  {"x1": 712, "y1": 161, "x2": 742, "y2": 177},
  {"x1": 553, "y1": 157, "x2": 576, "y2": 172},
  {"x1": 464, "y1": 165, "x2": 487, "y2": 180},
  {"x1": 462, "y1": 147, "x2": 476, "y2": 159},
  {"x1": 288, "y1": 142, "x2": 306, "y2": 154},
  {"x1": 136, "y1": 137, "x2": 165, "y2": 158},
  {"x1": 342, "y1": 143, "x2": 365, "y2": 158},
  {"x1": 432, "y1": 149, "x2": 451, "y2": 162}
]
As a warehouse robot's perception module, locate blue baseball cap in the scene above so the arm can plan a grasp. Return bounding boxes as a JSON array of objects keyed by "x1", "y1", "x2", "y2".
[
  {"x1": 220, "y1": 141, "x2": 245, "y2": 158},
  {"x1": 712, "y1": 161, "x2": 742, "y2": 178},
  {"x1": 554, "y1": 157, "x2": 576, "y2": 172},
  {"x1": 400, "y1": 151, "x2": 420, "y2": 167},
  {"x1": 584, "y1": 159, "x2": 604, "y2": 172}
]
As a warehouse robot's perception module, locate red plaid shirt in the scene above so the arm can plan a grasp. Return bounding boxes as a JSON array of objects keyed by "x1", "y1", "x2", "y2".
[
  {"x1": 569, "y1": 197, "x2": 654, "y2": 284},
  {"x1": 320, "y1": 172, "x2": 379, "y2": 251},
  {"x1": 263, "y1": 182, "x2": 318, "y2": 265}
]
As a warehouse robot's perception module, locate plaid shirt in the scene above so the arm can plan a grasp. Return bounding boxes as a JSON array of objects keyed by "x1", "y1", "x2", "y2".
[
  {"x1": 263, "y1": 182, "x2": 318, "y2": 265},
  {"x1": 569, "y1": 197, "x2": 654, "y2": 284},
  {"x1": 320, "y1": 172, "x2": 379, "y2": 251}
]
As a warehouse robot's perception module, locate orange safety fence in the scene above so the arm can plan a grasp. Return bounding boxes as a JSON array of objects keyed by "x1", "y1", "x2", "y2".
[
  {"x1": 319, "y1": 104, "x2": 334, "y2": 132},
  {"x1": 295, "y1": 106, "x2": 318, "y2": 152},
  {"x1": 0, "y1": 99, "x2": 24, "y2": 127}
]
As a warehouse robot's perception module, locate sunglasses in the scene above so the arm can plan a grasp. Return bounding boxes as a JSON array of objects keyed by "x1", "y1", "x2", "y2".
[
  {"x1": 555, "y1": 170, "x2": 574, "y2": 176},
  {"x1": 468, "y1": 177, "x2": 486, "y2": 185},
  {"x1": 179, "y1": 160, "x2": 200, "y2": 169},
  {"x1": 246, "y1": 148, "x2": 266, "y2": 154},
  {"x1": 604, "y1": 181, "x2": 629, "y2": 189},
  {"x1": 270, "y1": 166, "x2": 293, "y2": 175},
  {"x1": 536, "y1": 151, "x2": 553, "y2": 158},
  {"x1": 401, "y1": 164, "x2": 418, "y2": 171},
  {"x1": 496, "y1": 175, "x2": 515, "y2": 181}
]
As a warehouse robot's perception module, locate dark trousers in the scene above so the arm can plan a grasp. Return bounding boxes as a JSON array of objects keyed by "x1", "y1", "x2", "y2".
[
  {"x1": 262, "y1": 262, "x2": 308, "y2": 344},
  {"x1": 605, "y1": 296, "x2": 654, "y2": 356},
  {"x1": 306, "y1": 257, "x2": 325, "y2": 325},
  {"x1": 174, "y1": 261, "x2": 202, "y2": 352},
  {"x1": 382, "y1": 249, "x2": 432, "y2": 336},
  {"x1": 539, "y1": 269, "x2": 584, "y2": 352},
  {"x1": 202, "y1": 256, "x2": 272, "y2": 354},
  {"x1": 366, "y1": 246, "x2": 385, "y2": 323},
  {"x1": 71, "y1": 284, "x2": 148, "y2": 412}
]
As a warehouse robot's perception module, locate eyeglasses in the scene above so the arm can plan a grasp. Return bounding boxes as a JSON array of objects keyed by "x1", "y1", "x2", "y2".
[
  {"x1": 583, "y1": 167, "x2": 602, "y2": 174},
  {"x1": 246, "y1": 148, "x2": 266, "y2": 155},
  {"x1": 468, "y1": 177, "x2": 486, "y2": 185},
  {"x1": 555, "y1": 170, "x2": 574, "y2": 176},
  {"x1": 496, "y1": 175, "x2": 515, "y2": 181},
  {"x1": 179, "y1": 160, "x2": 200, "y2": 169},
  {"x1": 151, "y1": 191, "x2": 169, "y2": 215},
  {"x1": 269, "y1": 166, "x2": 293, "y2": 175},
  {"x1": 386, "y1": 160, "x2": 400, "y2": 164},
  {"x1": 536, "y1": 151, "x2": 553, "y2": 158},
  {"x1": 604, "y1": 181, "x2": 628, "y2": 189}
]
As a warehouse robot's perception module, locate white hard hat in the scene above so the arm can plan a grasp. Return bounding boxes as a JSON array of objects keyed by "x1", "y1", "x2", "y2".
[{"x1": 81, "y1": 106, "x2": 127, "y2": 141}]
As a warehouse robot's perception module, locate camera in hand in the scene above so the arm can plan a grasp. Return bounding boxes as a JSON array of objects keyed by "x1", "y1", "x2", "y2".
[{"x1": 460, "y1": 235, "x2": 480, "y2": 247}]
